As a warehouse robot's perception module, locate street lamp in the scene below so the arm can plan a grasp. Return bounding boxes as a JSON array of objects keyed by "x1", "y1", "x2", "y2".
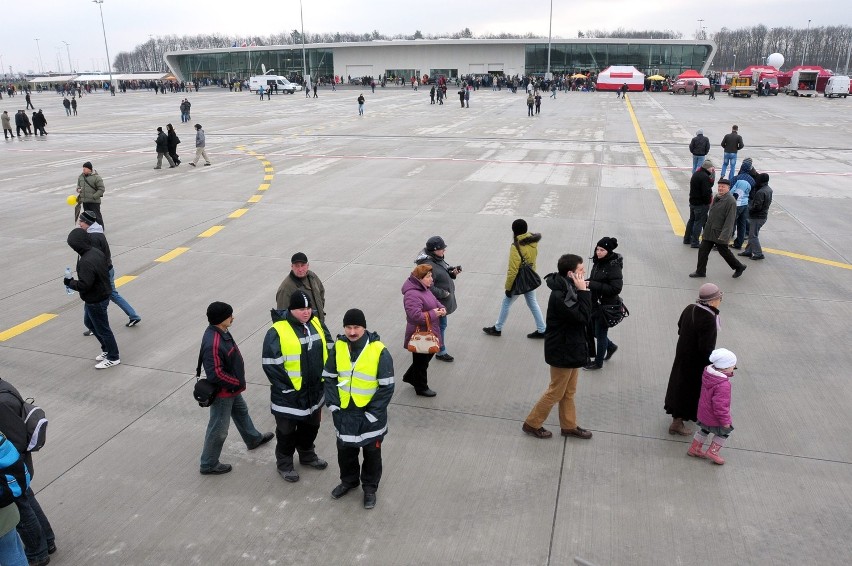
[
  {"x1": 299, "y1": 0, "x2": 307, "y2": 79},
  {"x1": 802, "y1": 19, "x2": 812, "y2": 66},
  {"x1": 545, "y1": 0, "x2": 553, "y2": 80},
  {"x1": 34, "y1": 38, "x2": 44, "y2": 74},
  {"x1": 733, "y1": 53, "x2": 737, "y2": 73},
  {"x1": 697, "y1": 19, "x2": 704, "y2": 40},
  {"x1": 62, "y1": 41, "x2": 73, "y2": 74},
  {"x1": 92, "y1": 0, "x2": 114, "y2": 88}
]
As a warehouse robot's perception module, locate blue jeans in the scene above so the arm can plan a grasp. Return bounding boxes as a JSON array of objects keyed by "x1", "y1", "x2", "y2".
[
  {"x1": 592, "y1": 314, "x2": 615, "y2": 366},
  {"x1": 733, "y1": 205, "x2": 749, "y2": 248},
  {"x1": 744, "y1": 217, "x2": 767, "y2": 256},
  {"x1": 684, "y1": 204, "x2": 709, "y2": 245},
  {"x1": 0, "y1": 528, "x2": 27, "y2": 566},
  {"x1": 108, "y1": 267, "x2": 140, "y2": 321},
  {"x1": 720, "y1": 152, "x2": 737, "y2": 180},
  {"x1": 200, "y1": 394, "x2": 264, "y2": 471},
  {"x1": 84, "y1": 298, "x2": 119, "y2": 361},
  {"x1": 691, "y1": 155, "x2": 705, "y2": 172},
  {"x1": 438, "y1": 315, "x2": 449, "y2": 354},
  {"x1": 495, "y1": 291, "x2": 546, "y2": 333},
  {"x1": 15, "y1": 487, "x2": 55, "y2": 563}
]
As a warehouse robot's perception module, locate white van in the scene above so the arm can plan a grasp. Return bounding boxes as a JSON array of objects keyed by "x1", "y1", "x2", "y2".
[
  {"x1": 824, "y1": 75, "x2": 850, "y2": 99},
  {"x1": 249, "y1": 75, "x2": 302, "y2": 94}
]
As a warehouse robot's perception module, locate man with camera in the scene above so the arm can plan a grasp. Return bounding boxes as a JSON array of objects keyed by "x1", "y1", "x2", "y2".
[{"x1": 415, "y1": 236, "x2": 461, "y2": 362}]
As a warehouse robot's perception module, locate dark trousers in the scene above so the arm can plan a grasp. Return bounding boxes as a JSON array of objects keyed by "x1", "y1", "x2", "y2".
[
  {"x1": 733, "y1": 205, "x2": 749, "y2": 248},
  {"x1": 274, "y1": 411, "x2": 321, "y2": 471},
  {"x1": 15, "y1": 487, "x2": 55, "y2": 563},
  {"x1": 82, "y1": 202, "x2": 104, "y2": 230},
  {"x1": 402, "y1": 352, "x2": 433, "y2": 391},
  {"x1": 592, "y1": 314, "x2": 615, "y2": 366},
  {"x1": 684, "y1": 204, "x2": 709, "y2": 245},
  {"x1": 337, "y1": 439, "x2": 382, "y2": 493},
  {"x1": 696, "y1": 239, "x2": 744, "y2": 275},
  {"x1": 84, "y1": 298, "x2": 119, "y2": 361}
]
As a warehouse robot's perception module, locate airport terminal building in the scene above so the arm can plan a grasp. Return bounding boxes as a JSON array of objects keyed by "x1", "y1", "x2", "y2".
[{"x1": 164, "y1": 38, "x2": 716, "y2": 82}]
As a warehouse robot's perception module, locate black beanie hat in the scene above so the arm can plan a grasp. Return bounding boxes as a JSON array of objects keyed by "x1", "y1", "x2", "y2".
[
  {"x1": 207, "y1": 302, "x2": 233, "y2": 325},
  {"x1": 343, "y1": 308, "x2": 367, "y2": 328},
  {"x1": 78, "y1": 210, "x2": 98, "y2": 225},
  {"x1": 288, "y1": 291, "x2": 312, "y2": 310},
  {"x1": 596, "y1": 237, "x2": 618, "y2": 253},
  {"x1": 83, "y1": 161, "x2": 93, "y2": 170},
  {"x1": 511, "y1": 218, "x2": 528, "y2": 236}
]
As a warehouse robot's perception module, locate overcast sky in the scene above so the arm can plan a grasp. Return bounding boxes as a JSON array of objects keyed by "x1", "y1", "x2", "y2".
[{"x1": 2, "y1": 0, "x2": 844, "y2": 74}]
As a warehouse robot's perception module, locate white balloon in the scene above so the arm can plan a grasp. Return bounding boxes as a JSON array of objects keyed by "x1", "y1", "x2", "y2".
[{"x1": 767, "y1": 53, "x2": 785, "y2": 69}]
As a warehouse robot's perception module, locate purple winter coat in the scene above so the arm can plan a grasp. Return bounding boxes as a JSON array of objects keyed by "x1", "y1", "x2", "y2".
[
  {"x1": 401, "y1": 274, "x2": 443, "y2": 348},
  {"x1": 697, "y1": 365, "x2": 732, "y2": 427}
]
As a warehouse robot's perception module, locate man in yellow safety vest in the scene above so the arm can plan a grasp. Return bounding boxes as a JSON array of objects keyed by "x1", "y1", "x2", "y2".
[{"x1": 323, "y1": 309, "x2": 395, "y2": 509}]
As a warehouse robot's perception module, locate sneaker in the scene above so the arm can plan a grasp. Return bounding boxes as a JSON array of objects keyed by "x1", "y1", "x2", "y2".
[
  {"x1": 203, "y1": 162, "x2": 211, "y2": 166},
  {"x1": 482, "y1": 326, "x2": 502, "y2": 337},
  {"x1": 526, "y1": 330, "x2": 546, "y2": 339},
  {"x1": 331, "y1": 483, "x2": 356, "y2": 499},
  {"x1": 247, "y1": 432, "x2": 274, "y2": 450},
  {"x1": 189, "y1": 162, "x2": 196, "y2": 167},
  {"x1": 83, "y1": 330, "x2": 94, "y2": 336},
  {"x1": 435, "y1": 353, "x2": 454, "y2": 362},
  {"x1": 95, "y1": 352, "x2": 108, "y2": 361},
  {"x1": 200, "y1": 463, "x2": 232, "y2": 475},
  {"x1": 732, "y1": 265, "x2": 747, "y2": 278},
  {"x1": 126, "y1": 318, "x2": 141, "y2": 327},
  {"x1": 95, "y1": 358, "x2": 121, "y2": 369},
  {"x1": 301, "y1": 458, "x2": 328, "y2": 470},
  {"x1": 278, "y1": 468, "x2": 300, "y2": 482}
]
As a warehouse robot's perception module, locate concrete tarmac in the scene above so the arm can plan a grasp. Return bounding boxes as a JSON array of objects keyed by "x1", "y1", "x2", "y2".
[{"x1": 1, "y1": 84, "x2": 851, "y2": 565}]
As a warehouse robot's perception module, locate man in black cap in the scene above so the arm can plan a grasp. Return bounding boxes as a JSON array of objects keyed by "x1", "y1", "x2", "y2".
[
  {"x1": 415, "y1": 236, "x2": 461, "y2": 362},
  {"x1": 76, "y1": 161, "x2": 106, "y2": 229},
  {"x1": 690, "y1": 179, "x2": 747, "y2": 279},
  {"x1": 323, "y1": 309, "x2": 394, "y2": 509},
  {"x1": 275, "y1": 252, "x2": 327, "y2": 323},
  {"x1": 262, "y1": 291, "x2": 333, "y2": 482},
  {"x1": 199, "y1": 302, "x2": 273, "y2": 475}
]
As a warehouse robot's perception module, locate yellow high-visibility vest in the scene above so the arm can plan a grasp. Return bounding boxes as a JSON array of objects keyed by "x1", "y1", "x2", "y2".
[
  {"x1": 271, "y1": 317, "x2": 328, "y2": 390},
  {"x1": 334, "y1": 340, "x2": 384, "y2": 408}
]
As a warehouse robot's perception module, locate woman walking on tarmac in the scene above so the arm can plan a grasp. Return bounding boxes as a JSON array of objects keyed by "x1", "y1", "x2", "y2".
[
  {"x1": 401, "y1": 265, "x2": 446, "y2": 397},
  {"x1": 583, "y1": 237, "x2": 623, "y2": 370}
]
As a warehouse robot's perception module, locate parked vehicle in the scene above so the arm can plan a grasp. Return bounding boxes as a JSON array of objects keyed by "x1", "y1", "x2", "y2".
[
  {"x1": 671, "y1": 77, "x2": 711, "y2": 95},
  {"x1": 249, "y1": 75, "x2": 302, "y2": 94},
  {"x1": 784, "y1": 70, "x2": 820, "y2": 96},
  {"x1": 824, "y1": 76, "x2": 850, "y2": 98},
  {"x1": 728, "y1": 76, "x2": 756, "y2": 98}
]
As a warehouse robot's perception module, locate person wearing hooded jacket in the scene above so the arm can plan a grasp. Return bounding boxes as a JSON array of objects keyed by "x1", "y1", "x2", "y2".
[
  {"x1": 262, "y1": 291, "x2": 333, "y2": 483},
  {"x1": 584, "y1": 237, "x2": 624, "y2": 370},
  {"x1": 739, "y1": 173, "x2": 773, "y2": 261},
  {"x1": 64, "y1": 227, "x2": 120, "y2": 369},
  {"x1": 415, "y1": 236, "x2": 460, "y2": 362},
  {"x1": 522, "y1": 254, "x2": 593, "y2": 440},
  {"x1": 730, "y1": 158, "x2": 756, "y2": 250},
  {"x1": 323, "y1": 309, "x2": 394, "y2": 509},
  {"x1": 688, "y1": 129, "x2": 710, "y2": 172},
  {"x1": 483, "y1": 218, "x2": 546, "y2": 338}
]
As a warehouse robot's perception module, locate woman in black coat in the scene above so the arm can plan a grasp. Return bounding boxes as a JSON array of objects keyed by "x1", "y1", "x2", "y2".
[
  {"x1": 166, "y1": 123, "x2": 181, "y2": 166},
  {"x1": 664, "y1": 283, "x2": 722, "y2": 435},
  {"x1": 584, "y1": 237, "x2": 623, "y2": 370}
]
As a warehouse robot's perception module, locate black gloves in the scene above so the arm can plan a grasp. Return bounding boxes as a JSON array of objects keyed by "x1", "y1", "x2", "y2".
[
  {"x1": 505, "y1": 290, "x2": 512, "y2": 298},
  {"x1": 63, "y1": 278, "x2": 73, "y2": 286}
]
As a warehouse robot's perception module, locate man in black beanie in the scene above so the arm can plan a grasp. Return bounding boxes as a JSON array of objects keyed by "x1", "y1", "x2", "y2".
[
  {"x1": 199, "y1": 302, "x2": 273, "y2": 475},
  {"x1": 324, "y1": 309, "x2": 395, "y2": 509},
  {"x1": 262, "y1": 291, "x2": 333, "y2": 482},
  {"x1": 483, "y1": 218, "x2": 546, "y2": 338}
]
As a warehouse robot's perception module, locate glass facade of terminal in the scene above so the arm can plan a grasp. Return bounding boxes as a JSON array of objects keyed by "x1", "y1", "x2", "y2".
[
  {"x1": 525, "y1": 43, "x2": 713, "y2": 76},
  {"x1": 172, "y1": 48, "x2": 334, "y2": 80}
]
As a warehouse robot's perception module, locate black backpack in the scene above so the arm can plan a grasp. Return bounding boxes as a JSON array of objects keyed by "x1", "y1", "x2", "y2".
[
  {"x1": 0, "y1": 431, "x2": 30, "y2": 506},
  {"x1": 0, "y1": 389, "x2": 48, "y2": 452}
]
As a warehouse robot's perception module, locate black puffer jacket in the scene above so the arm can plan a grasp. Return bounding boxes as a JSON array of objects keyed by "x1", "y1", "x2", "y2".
[
  {"x1": 543, "y1": 273, "x2": 592, "y2": 369},
  {"x1": 689, "y1": 168, "x2": 714, "y2": 206},
  {"x1": 66, "y1": 228, "x2": 111, "y2": 303},
  {"x1": 415, "y1": 249, "x2": 457, "y2": 314},
  {"x1": 588, "y1": 252, "x2": 623, "y2": 307},
  {"x1": 689, "y1": 134, "x2": 710, "y2": 156}
]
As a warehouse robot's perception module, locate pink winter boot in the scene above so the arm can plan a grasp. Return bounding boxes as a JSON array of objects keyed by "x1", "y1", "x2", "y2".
[
  {"x1": 687, "y1": 430, "x2": 707, "y2": 458},
  {"x1": 705, "y1": 438, "x2": 726, "y2": 465}
]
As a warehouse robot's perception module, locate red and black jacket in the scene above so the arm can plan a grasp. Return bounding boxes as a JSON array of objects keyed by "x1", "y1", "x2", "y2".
[{"x1": 201, "y1": 326, "x2": 246, "y2": 398}]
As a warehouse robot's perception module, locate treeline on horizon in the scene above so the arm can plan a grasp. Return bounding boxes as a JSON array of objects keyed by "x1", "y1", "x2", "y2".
[{"x1": 112, "y1": 25, "x2": 852, "y2": 74}]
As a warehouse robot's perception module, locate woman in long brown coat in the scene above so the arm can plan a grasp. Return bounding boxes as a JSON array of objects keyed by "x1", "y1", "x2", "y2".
[{"x1": 664, "y1": 283, "x2": 722, "y2": 435}]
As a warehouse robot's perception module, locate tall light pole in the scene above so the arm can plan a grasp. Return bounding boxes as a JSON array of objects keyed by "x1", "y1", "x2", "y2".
[
  {"x1": 34, "y1": 38, "x2": 44, "y2": 73},
  {"x1": 62, "y1": 42, "x2": 73, "y2": 74},
  {"x1": 299, "y1": 0, "x2": 307, "y2": 79},
  {"x1": 802, "y1": 19, "x2": 812, "y2": 66},
  {"x1": 92, "y1": 0, "x2": 113, "y2": 87},
  {"x1": 545, "y1": 0, "x2": 553, "y2": 80},
  {"x1": 697, "y1": 19, "x2": 704, "y2": 40}
]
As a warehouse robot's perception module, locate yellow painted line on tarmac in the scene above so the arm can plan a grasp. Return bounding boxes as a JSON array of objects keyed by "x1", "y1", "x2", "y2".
[
  {"x1": 625, "y1": 96, "x2": 685, "y2": 236},
  {"x1": 264, "y1": 175, "x2": 274, "y2": 181},
  {"x1": 248, "y1": 195, "x2": 263, "y2": 203},
  {"x1": 246, "y1": 151, "x2": 258, "y2": 156},
  {"x1": 264, "y1": 167, "x2": 274, "y2": 173},
  {"x1": 262, "y1": 160, "x2": 271, "y2": 166},
  {"x1": 229, "y1": 208, "x2": 249, "y2": 218},
  {"x1": 198, "y1": 226, "x2": 225, "y2": 238},
  {"x1": 114, "y1": 275, "x2": 137, "y2": 288},
  {"x1": 625, "y1": 96, "x2": 852, "y2": 271},
  {"x1": 258, "y1": 183, "x2": 270, "y2": 191},
  {"x1": 155, "y1": 247, "x2": 190, "y2": 262},
  {"x1": 0, "y1": 314, "x2": 58, "y2": 342}
]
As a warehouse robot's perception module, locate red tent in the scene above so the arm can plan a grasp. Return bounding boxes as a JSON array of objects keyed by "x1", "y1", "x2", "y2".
[
  {"x1": 677, "y1": 70, "x2": 703, "y2": 79},
  {"x1": 596, "y1": 66, "x2": 645, "y2": 91}
]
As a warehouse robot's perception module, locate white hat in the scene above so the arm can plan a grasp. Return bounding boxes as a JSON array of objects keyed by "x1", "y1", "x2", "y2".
[{"x1": 709, "y1": 348, "x2": 737, "y2": 369}]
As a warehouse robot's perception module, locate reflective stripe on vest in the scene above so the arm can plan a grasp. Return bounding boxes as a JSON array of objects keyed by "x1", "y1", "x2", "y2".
[
  {"x1": 271, "y1": 317, "x2": 328, "y2": 391},
  {"x1": 334, "y1": 339, "x2": 384, "y2": 408}
]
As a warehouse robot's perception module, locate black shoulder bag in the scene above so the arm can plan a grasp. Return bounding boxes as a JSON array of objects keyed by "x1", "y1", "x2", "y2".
[
  {"x1": 511, "y1": 240, "x2": 542, "y2": 295},
  {"x1": 193, "y1": 347, "x2": 220, "y2": 407}
]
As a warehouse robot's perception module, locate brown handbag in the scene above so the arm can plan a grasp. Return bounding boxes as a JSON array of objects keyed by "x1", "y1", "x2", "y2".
[{"x1": 407, "y1": 311, "x2": 441, "y2": 354}]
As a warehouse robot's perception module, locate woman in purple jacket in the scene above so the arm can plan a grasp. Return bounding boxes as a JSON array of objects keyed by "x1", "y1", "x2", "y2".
[
  {"x1": 688, "y1": 348, "x2": 736, "y2": 465},
  {"x1": 401, "y1": 264, "x2": 446, "y2": 397}
]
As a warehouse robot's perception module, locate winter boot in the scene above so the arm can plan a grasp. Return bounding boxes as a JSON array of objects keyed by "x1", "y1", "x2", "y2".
[
  {"x1": 705, "y1": 438, "x2": 727, "y2": 465},
  {"x1": 687, "y1": 431, "x2": 708, "y2": 458}
]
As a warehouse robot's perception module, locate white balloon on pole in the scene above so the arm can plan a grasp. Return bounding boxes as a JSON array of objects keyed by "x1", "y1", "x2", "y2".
[{"x1": 767, "y1": 53, "x2": 784, "y2": 69}]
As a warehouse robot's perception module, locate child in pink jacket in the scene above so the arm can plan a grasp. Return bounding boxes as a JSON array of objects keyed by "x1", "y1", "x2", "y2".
[{"x1": 688, "y1": 348, "x2": 736, "y2": 464}]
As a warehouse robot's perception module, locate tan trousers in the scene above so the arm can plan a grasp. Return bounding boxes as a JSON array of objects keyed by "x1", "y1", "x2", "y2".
[
  {"x1": 192, "y1": 147, "x2": 210, "y2": 165},
  {"x1": 525, "y1": 366, "x2": 579, "y2": 430}
]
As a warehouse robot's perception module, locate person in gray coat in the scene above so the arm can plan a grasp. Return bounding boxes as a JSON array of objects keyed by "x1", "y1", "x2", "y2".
[
  {"x1": 690, "y1": 179, "x2": 747, "y2": 279},
  {"x1": 415, "y1": 236, "x2": 461, "y2": 362},
  {"x1": 189, "y1": 124, "x2": 211, "y2": 167}
]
